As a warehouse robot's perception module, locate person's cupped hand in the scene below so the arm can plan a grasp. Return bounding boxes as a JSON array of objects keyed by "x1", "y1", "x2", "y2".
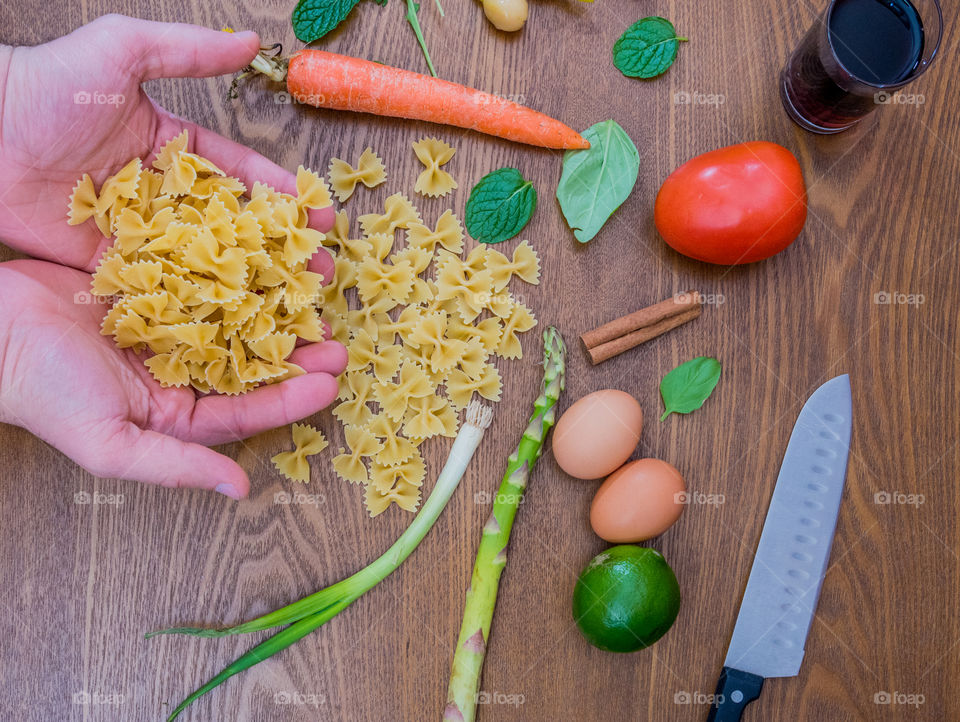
[
  {"x1": 0, "y1": 14, "x2": 334, "y2": 275},
  {"x1": 0, "y1": 260, "x2": 347, "y2": 500},
  {"x1": 0, "y1": 15, "x2": 348, "y2": 499}
]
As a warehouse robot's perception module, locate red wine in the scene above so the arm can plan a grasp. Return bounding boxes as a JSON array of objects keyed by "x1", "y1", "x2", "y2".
[
  {"x1": 831, "y1": 0, "x2": 924, "y2": 84},
  {"x1": 781, "y1": 0, "x2": 925, "y2": 131}
]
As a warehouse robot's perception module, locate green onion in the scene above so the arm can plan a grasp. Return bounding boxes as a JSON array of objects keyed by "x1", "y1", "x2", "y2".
[{"x1": 153, "y1": 400, "x2": 494, "y2": 720}]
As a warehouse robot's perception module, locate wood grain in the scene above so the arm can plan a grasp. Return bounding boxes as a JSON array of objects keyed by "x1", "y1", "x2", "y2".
[{"x1": 1, "y1": 0, "x2": 959, "y2": 720}]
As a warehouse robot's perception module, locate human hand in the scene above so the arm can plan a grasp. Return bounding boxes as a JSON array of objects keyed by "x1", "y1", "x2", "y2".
[
  {"x1": 0, "y1": 260, "x2": 347, "y2": 499},
  {"x1": 0, "y1": 14, "x2": 333, "y2": 276}
]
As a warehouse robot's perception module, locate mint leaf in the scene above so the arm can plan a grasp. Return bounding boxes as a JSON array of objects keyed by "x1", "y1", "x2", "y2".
[
  {"x1": 613, "y1": 17, "x2": 686, "y2": 79},
  {"x1": 659, "y1": 357, "x2": 721, "y2": 421},
  {"x1": 556, "y1": 119, "x2": 639, "y2": 244},
  {"x1": 292, "y1": 0, "x2": 362, "y2": 43},
  {"x1": 465, "y1": 168, "x2": 537, "y2": 244}
]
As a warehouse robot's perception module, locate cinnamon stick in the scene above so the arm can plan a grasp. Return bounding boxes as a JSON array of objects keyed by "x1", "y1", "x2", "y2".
[
  {"x1": 584, "y1": 304, "x2": 702, "y2": 365},
  {"x1": 581, "y1": 291, "x2": 701, "y2": 350}
]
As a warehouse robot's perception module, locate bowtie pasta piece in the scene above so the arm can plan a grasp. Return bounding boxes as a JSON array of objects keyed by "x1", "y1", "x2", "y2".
[
  {"x1": 358, "y1": 193, "x2": 421, "y2": 236},
  {"x1": 405, "y1": 210, "x2": 464, "y2": 254},
  {"x1": 328, "y1": 147, "x2": 387, "y2": 202},
  {"x1": 434, "y1": 253, "x2": 494, "y2": 323},
  {"x1": 483, "y1": 239, "x2": 541, "y2": 291},
  {"x1": 403, "y1": 395, "x2": 458, "y2": 439},
  {"x1": 272, "y1": 423, "x2": 329, "y2": 483},
  {"x1": 412, "y1": 137, "x2": 458, "y2": 198},
  {"x1": 445, "y1": 364, "x2": 503, "y2": 410},
  {"x1": 367, "y1": 413, "x2": 420, "y2": 467},
  {"x1": 369, "y1": 450, "x2": 426, "y2": 494},
  {"x1": 408, "y1": 311, "x2": 468, "y2": 374},
  {"x1": 373, "y1": 361, "x2": 434, "y2": 422},
  {"x1": 357, "y1": 257, "x2": 414, "y2": 306},
  {"x1": 333, "y1": 424, "x2": 384, "y2": 485},
  {"x1": 318, "y1": 256, "x2": 357, "y2": 317},
  {"x1": 364, "y1": 478, "x2": 422, "y2": 516},
  {"x1": 67, "y1": 174, "x2": 99, "y2": 226},
  {"x1": 321, "y1": 209, "x2": 351, "y2": 249},
  {"x1": 496, "y1": 300, "x2": 538, "y2": 359},
  {"x1": 295, "y1": 166, "x2": 333, "y2": 210},
  {"x1": 334, "y1": 371, "x2": 377, "y2": 428},
  {"x1": 347, "y1": 329, "x2": 403, "y2": 383}
]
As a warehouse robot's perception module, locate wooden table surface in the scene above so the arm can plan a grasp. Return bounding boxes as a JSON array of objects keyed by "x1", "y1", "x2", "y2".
[{"x1": 2, "y1": 0, "x2": 958, "y2": 720}]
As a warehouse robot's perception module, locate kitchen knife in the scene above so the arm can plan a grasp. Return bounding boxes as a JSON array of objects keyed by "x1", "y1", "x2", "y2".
[{"x1": 706, "y1": 374, "x2": 852, "y2": 721}]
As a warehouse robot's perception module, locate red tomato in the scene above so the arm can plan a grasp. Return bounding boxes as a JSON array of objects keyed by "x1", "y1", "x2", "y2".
[{"x1": 654, "y1": 141, "x2": 807, "y2": 265}]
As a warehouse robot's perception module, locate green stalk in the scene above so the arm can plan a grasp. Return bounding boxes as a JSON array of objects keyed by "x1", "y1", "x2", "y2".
[
  {"x1": 164, "y1": 602, "x2": 349, "y2": 721},
  {"x1": 405, "y1": 0, "x2": 438, "y2": 77},
  {"x1": 155, "y1": 401, "x2": 493, "y2": 719},
  {"x1": 444, "y1": 327, "x2": 566, "y2": 722}
]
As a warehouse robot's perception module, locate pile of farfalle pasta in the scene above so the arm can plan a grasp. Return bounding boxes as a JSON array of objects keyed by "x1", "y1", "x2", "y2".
[
  {"x1": 68, "y1": 130, "x2": 331, "y2": 394},
  {"x1": 68, "y1": 134, "x2": 541, "y2": 517}
]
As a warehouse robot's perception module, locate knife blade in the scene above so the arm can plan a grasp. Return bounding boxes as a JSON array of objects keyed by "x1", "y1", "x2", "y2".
[{"x1": 706, "y1": 374, "x2": 852, "y2": 722}]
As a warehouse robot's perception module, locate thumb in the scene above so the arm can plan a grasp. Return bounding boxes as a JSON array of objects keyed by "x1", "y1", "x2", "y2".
[
  {"x1": 88, "y1": 422, "x2": 250, "y2": 499},
  {"x1": 89, "y1": 15, "x2": 261, "y2": 81}
]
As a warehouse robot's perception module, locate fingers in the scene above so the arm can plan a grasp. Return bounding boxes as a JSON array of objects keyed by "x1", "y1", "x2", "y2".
[
  {"x1": 306, "y1": 206, "x2": 337, "y2": 236},
  {"x1": 309, "y1": 245, "x2": 336, "y2": 283},
  {"x1": 186, "y1": 372, "x2": 341, "y2": 445},
  {"x1": 289, "y1": 340, "x2": 348, "y2": 375},
  {"x1": 84, "y1": 423, "x2": 250, "y2": 499},
  {"x1": 90, "y1": 15, "x2": 261, "y2": 81}
]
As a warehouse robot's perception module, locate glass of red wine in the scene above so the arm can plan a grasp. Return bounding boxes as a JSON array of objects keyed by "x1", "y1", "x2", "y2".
[{"x1": 780, "y1": 0, "x2": 942, "y2": 133}]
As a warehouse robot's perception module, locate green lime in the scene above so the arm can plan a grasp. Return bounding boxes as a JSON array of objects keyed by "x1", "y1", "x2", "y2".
[{"x1": 572, "y1": 545, "x2": 681, "y2": 653}]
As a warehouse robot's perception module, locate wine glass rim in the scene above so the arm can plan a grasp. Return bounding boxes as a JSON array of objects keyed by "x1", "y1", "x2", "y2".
[{"x1": 826, "y1": 0, "x2": 943, "y2": 89}]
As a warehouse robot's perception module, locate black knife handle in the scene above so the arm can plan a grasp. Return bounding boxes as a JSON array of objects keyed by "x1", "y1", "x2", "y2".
[{"x1": 704, "y1": 666, "x2": 764, "y2": 722}]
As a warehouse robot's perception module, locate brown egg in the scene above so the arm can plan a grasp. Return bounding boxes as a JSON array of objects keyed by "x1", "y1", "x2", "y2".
[
  {"x1": 590, "y1": 459, "x2": 686, "y2": 542},
  {"x1": 551, "y1": 389, "x2": 643, "y2": 479}
]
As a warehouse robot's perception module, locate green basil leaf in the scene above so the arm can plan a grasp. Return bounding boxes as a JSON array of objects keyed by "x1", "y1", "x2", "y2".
[
  {"x1": 464, "y1": 168, "x2": 537, "y2": 244},
  {"x1": 613, "y1": 17, "x2": 686, "y2": 79},
  {"x1": 292, "y1": 0, "x2": 362, "y2": 43},
  {"x1": 556, "y1": 119, "x2": 639, "y2": 244},
  {"x1": 660, "y1": 357, "x2": 722, "y2": 421}
]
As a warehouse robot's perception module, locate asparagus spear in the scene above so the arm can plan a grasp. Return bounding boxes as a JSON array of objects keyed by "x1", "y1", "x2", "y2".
[{"x1": 444, "y1": 327, "x2": 566, "y2": 722}]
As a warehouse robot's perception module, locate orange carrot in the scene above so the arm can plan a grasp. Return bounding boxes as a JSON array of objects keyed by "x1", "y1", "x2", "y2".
[{"x1": 284, "y1": 50, "x2": 590, "y2": 150}]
